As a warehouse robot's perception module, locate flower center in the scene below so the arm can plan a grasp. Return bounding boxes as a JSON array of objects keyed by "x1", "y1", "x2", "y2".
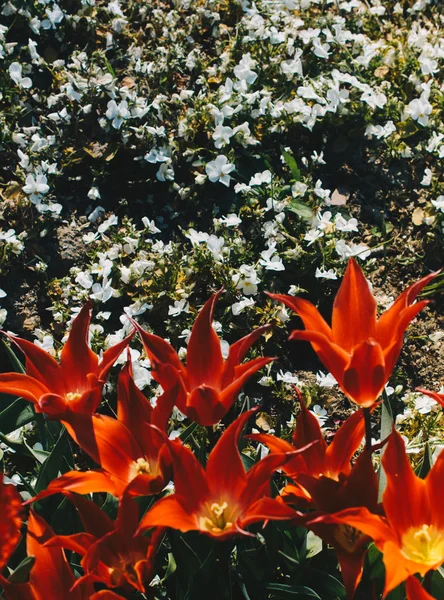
[
  {"x1": 129, "y1": 457, "x2": 152, "y2": 479},
  {"x1": 199, "y1": 501, "x2": 234, "y2": 534},
  {"x1": 334, "y1": 523, "x2": 363, "y2": 553},
  {"x1": 65, "y1": 392, "x2": 82, "y2": 402},
  {"x1": 401, "y1": 524, "x2": 444, "y2": 566}
]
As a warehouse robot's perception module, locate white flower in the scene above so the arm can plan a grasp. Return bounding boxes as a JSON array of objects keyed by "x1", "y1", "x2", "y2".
[
  {"x1": 233, "y1": 53, "x2": 257, "y2": 85},
  {"x1": 431, "y1": 195, "x2": 444, "y2": 212},
  {"x1": 142, "y1": 217, "x2": 161, "y2": 234},
  {"x1": 413, "y1": 394, "x2": 437, "y2": 415},
  {"x1": 315, "y1": 267, "x2": 337, "y2": 280},
  {"x1": 9, "y1": 62, "x2": 32, "y2": 89},
  {"x1": 304, "y1": 229, "x2": 324, "y2": 246},
  {"x1": 310, "y1": 404, "x2": 328, "y2": 425},
  {"x1": 89, "y1": 276, "x2": 119, "y2": 303},
  {"x1": 105, "y1": 100, "x2": 130, "y2": 129},
  {"x1": 316, "y1": 371, "x2": 338, "y2": 387},
  {"x1": 212, "y1": 125, "x2": 234, "y2": 149},
  {"x1": 22, "y1": 173, "x2": 50, "y2": 204},
  {"x1": 421, "y1": 168, "x2": 432, "y2": 186},
  {"x1": 276, "y1": 371, "x2": 301, "y2": 385},
  {"x1": 168, "y1": 299, "x2": 190, "y2": 317},
  {"x1": 334, "y1": 214, "x2": 358, "y2": 232},
  {"x1": 249, "y1": 170, "x2": 272, "y2": 186},
  {"x1": 335, "y1": 239, "x2": 371, "y2": 261},
  {"x1": 407, "y1": 97, "x2": 432, "y2": 127},
  {"x1": 205, "y1": 155, "x2": 235, "y2": 187},
  {"x1": 218, "y1": 213, "x2": 241, "y2": 227},
  {"x1": 88, "y1": 186, "x2": 101, "y2": 200},
  {"x1": 231, "y1": 297, "x2": 255, "y2": 315},
  {"x1": 260, "y1": 244, "x2": 285, "y2": 271},
  {"x1": 41, "y1": 4, "x2": 64, "y2": 29}
]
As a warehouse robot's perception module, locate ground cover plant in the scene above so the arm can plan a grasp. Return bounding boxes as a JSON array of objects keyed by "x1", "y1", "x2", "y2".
[{"x1": 1, "y1": 0, "x2": 444, "y2": 598}]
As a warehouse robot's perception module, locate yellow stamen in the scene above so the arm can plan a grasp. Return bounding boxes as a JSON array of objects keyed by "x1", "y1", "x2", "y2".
[
  {"x1": 129, "y1": 457, "x2": 152, "y2": 479},
  {"x1": 65, "y1": 392, "x2": 82, "y2": 402},
  {"x1": 401, "y1": 524, "x2": 444, "y2": 566},
  {"x1": 199, "y1": 501, "x2": 234, "y2": 533}
]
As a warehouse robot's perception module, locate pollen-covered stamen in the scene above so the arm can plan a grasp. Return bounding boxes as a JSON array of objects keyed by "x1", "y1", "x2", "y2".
[
  {"x1": 334, "y1": 523, "x2": 363, "y2": 553},
  {"x1": 199, "y1": 501, "x2": 235, "y2": 533},
  {"x1": 65, "y1": 392, "x2": 82, "y2": 402},
  {"x1": 129, "y1": 457, "x2": 153, "y2": 480},
  {"x1": 401, "y1": 524, "x2": 444, "y2": 566}
]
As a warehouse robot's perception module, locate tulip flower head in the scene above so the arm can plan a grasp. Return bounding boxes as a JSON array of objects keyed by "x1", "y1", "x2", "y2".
[
  {"x1": 318, "y1": 429, "x2": 444, "y2": 597},
  {"x1": 134, "y1": 290, "x2": 274, "y2": 425},
  {"x1": 0, "y1": 302, "x2": 134, "y2": 417},
  {"x1": 0, "y1": 474, "x2": 22, "y2": 571},
  {"x1": 137, "y1": 409, "x2": 300, "y2": 540},
  {"x1": 270, "y1": 259, "x2": 438, "y2": 408}
]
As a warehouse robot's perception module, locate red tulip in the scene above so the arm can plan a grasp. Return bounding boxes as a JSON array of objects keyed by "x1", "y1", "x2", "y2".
[
  {"x1": 315, "y1": 429, "x2": 444, "y2": 597},
  {"x1": 416, "y1": 387, "x2": 444, "y2": 409},
  {"x1": 137, "y1": 409, "x2": 302, "y2": 540},
  {"x1": 134, "y1": 290, "x2": 274, "y2": 425},
  {"x1": 0, "y1": 474, "x2": 22, "y2": 571},
  {"x1": 0, "y1": 302, "x2": 134, "y2": 417},
  {"x1": 270, "y1": 258, "x2": 438, "y2": 408}
]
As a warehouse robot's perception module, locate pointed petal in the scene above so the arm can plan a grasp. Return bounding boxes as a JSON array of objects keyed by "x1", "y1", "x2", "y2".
[
  {"x1": 91, "y1": 592, "x2": 127, "y2": 600},
  {"x1": 44, "y1": 533, "x2": 97, "y2": 556},
  {"x1": 223, "y1": 325, "x2": 271, "y2": 386},
  {"x1": 27, "y1": 511, "x2": 78, "y2": 598},
  {"x1": 268, "y1": 293, "x2": 332, "y2": 339},
  {"x1": 405, "y1": 576, "x2": 435, "y2": 600},
  {"x1": 137, "y1": 495, "x2": 198, "y2": 534},
  {"x1": 134, "y1": 323, "x2": 186, "y2": 386},
  {"x1": 167, "y1": 440, "x2": 210, "y2": 509},
  {"x1": 426, "y1": 446, "x2": 444, "y2": 529},
  {"x1": 62, "y1": 414, "x2": 142, "y2": 485},
  {"x1": 3, "y1": 333, "x2": 65, "y2": 395},
  {"x1": 376, "y1": 270, "x2": 439, "y2": 349},
  {"x1": 292, "y1": 399, "x2": 327, "y2": 476},
  {"x1": 206, "y1": 410, "x2": 255, "y2": 498},
  {"x1": 218, "y1": 357, "x2": 274, "y2": 415},
  {"x1": 289, "y1": 330, "x2": 349, "y2": 385},
  {"x1": 325, "y1": 409, "x2": 365, "y2": 478},
  {"x1": 247, "y1": 433, "x2": 306, "y2": 478},
  {"x1": 0, "y1": 474, "x2": 23, "y2": 570},
  {"x1": 60, "y1": 302, "x2": 99, "y2": 391},
  {"x1": 240, "y1": 496, "x2": 297, "y2": 529},
  {"x1": 311, "y1": 507, "x2": 394, "y2": 546},
  {"x1": 98, "y1": 330, "x2": 135, "y2": 380},
  {"x1": 382, "y1": 429, "x2": 427, "y2": 533},
  {"x1": 335, "y1": 547, "x2": 367, "y2": 600},
  {"x1": 64, "y1": 493, "x2": 114, "y2": 537},
  {"x1": 30, "y1": 470, "x2": 122, "y2": 501},
  {"x1": 231, "y1": 356, "x2": 275, "y2": 384},
  {"x1": 0, "y1": 577, "x2": 36, "y2": 600},
  {"x1": 0, "y1": 373, "x2": 47, "y2": 404},
  {"x1": 331, "y1": 258, "x2": 377, "y2": 352},
  {"x1": 187, "y1": 291, "x2": 224, "y2": 389},
  {"x1": 117, "y1": 358, "x2": 153, "y2": 434},
  {"x1": 342, "y1": 340, "x2": 386, "y2": 408}
]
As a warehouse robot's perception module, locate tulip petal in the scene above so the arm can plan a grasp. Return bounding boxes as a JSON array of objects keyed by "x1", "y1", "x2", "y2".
[
  {"x1": 30, "y1": 469, "x2": 122, "y2": 501},
  {"x1": 311, "y1": 507, "x2": 394, "y2": 546},
  {"x1": 117, "y1": 358, "x2": 153, "y2": 435},
  {"x1": 240, "y1": 496, "x2": 297, "y2": 528},
  {"x1": 44, "y1": 533, "x2": 97, "y2": 556},
  {"x1": 382, "y1": 429, "x2": 427, "y2": 533},
  {"x1": 331, "y1": 258, "x2": 377, "y2": 352},
  {"x1": 218, "y1": 357, "x2": 274, "y2": 416},
  {"x1": 186, "y1": 290, "x2": 224, "y2": 389},
  {"x1": 335, "y1": 547, "x2": 366, "y2": 600},
  {"x1": 60, "y1": 302, "x2": 99, "y2": 392},
  {"x1": 247, "y1": 433, "x2": 306, "y2": 478},
  {"x1": 0, "y1": 373, "x2": 48, "y2": 404},
  {"x1": 185, "y1": 385, "x2": 223, "y2": 426},
  {"x1": 292, "y1": 399, "x2": 327, "y2": 476},
  {"x1": 134, "y1": 324, "x2": 186, "y2": 386},
  {"x1": 137, "y1": 495, "x2": 198, "y2": 534},
  {"x1": 167, "y1": 440, "x2": 210, "y2": 509},
  {"x1": 325, "y1": 409, "x2": 365, "y2": 478},
  {"x1": 0, "y1": 474, "x2": 23, "y2": 570},
  {"x1": 98, "y1": 330, "x2": 136, "y2": 380},
  {"x1": 268, "y1": 293, "x2": 332, "y2": 339},
  {"x1": 425, "y1": 445, "x2": 444, "y2": 529},
  {"x1": 416, "y1": 388, "x2": 444, "y2": 409},
  {"x1": 223, "y1": 324, "x2": 271, "y2": 386},
  {"x1": 342, "y1": 340, "x2": 386, "y2": 407},
  {"x1": 206, "y1": 409, "x2": 254, "y2": 498},
  {"x1": 405, "y1": 576, "x2": 435, "y2": 600}
]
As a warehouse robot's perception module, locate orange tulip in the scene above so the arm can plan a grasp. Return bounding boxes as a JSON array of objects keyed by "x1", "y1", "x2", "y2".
[
  {"x1": 0, "y1": 474, "x2": 22, "y2": 571},
  {"x1": 313, "y1": 429, "x2": 444, "y2": 597},
  {"x1": 0, "y1": 302, "x2": 134, "y2": 417},
  {"x1": 405, "y1": 576, "x2": 436, "y2": 600},
  {"x1": 134, "y1": 290, "x2": 274, "y2": 425},
  {"x1": 137, "y1": 409, "x2": 301, "y2": 540},
  {"x1": 0, "y1": 510, "x2": 95, "y2": 600},
  {"x1": 250, "y1": 400, "x2": 378, "y2": 598},
  {"x1": 270, "y1": 258, "x2": 438, "y2": 408},
  {"x1": 44, "y1": 492, "x2": 164, "y2": 593}
]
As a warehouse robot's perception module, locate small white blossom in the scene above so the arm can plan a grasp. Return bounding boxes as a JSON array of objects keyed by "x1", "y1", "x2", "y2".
[{"x1": 205, "y1": 155, "x2": 235, "y2": 187}]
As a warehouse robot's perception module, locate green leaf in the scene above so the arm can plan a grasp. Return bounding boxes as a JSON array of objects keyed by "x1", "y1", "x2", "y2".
[
  {"x1": 0, "y1": 399, "x2": 35, "y2": 436},
  {"x1": 8, "y1": 556, "x2": 35, "y2": 583},
  {"x1": 281, "y1": 149, "x2": 301, "y2": 181},
  {"x1": 378, "y1": 397, "x2": 393, "y2": 501},
  {"x1": 35, "y1": 427, "x2": 73, "y2": 492},
  {"x1": 2, "y1": 340, "x2": 25, "y2": 373},
  {"x1": 287, "y1": 199, "x2": 313, "y2": 222},
  {"x1": 267, "y1": 583, "x2": 321, "y2": 599},
  {"x1": 417, "y1": 441, "x2": 433, "y2": 479},
  {"x1": 179, "y1": 421, "x2": 198, "y2": 443}
]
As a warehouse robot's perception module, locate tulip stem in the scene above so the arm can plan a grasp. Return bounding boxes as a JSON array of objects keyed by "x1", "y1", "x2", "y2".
[{"x1": 363, "y1": 408, "x2": 373, "y2": 452}]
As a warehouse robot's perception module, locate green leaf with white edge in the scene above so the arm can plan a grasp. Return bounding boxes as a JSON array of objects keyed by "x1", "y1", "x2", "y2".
[
  {"x1": 378, "y1": 395, "x2": 393, "y2": 501},
  {"x1": 0, "y1": 399, "x2": 35, "y2": 436},
  {"x1": 2, "y1": 339, "x2": 25, "y2": 373},
  {"x1": 417, "y1": 441, "x2": 433, "y2": 479},
  {"x1": 8, "y1": 556, "x2": 36, "y2": 583},
  {"x1": 23, "y1": 439, "x2": 50, "y2": 464},
  {"x1": 35, "y1": 426, "x2": 73, "y2": 492}
]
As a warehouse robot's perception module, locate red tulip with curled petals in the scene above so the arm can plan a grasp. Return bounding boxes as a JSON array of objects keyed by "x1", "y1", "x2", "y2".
[
  {"x1": 134, "y1": 290, "x2": 274, "y2": 425},
  {"x1": 416, "y1": 387, "x2": 444, "y2": 409},
  {"x1": 0, "y1": 301, "x2": 134, "y2": 417},
  {"x1": 270, "y1": 258, "x2": 439, "y2": 409},
  {"x1": 136, "y1": 409, "x2": 309, "y2": 540},
  {"x1": 0, "y1": 473, "x2": 23, "y2": 571}
]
